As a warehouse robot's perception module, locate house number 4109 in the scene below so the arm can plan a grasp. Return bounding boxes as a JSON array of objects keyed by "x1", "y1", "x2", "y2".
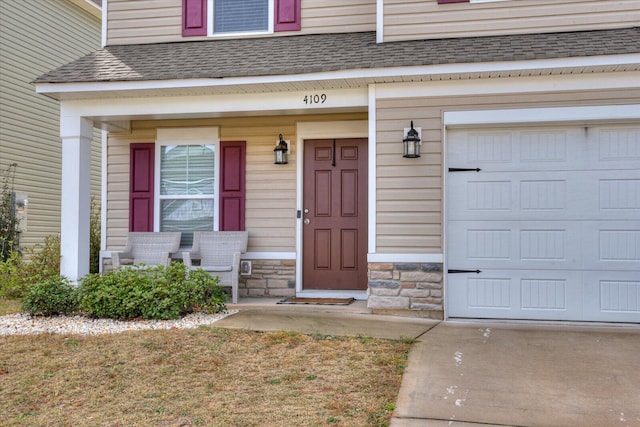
[{"x1": 303, "y1": 94, "x2": 327, "y2": 104}]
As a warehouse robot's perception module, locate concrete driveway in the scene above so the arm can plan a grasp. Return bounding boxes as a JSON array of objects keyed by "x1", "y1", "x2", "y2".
[{"x1": 392, "y1": 321, "x2": 640, "y2": 427}]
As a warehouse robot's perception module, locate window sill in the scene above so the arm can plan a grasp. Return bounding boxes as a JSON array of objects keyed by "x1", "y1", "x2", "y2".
[{"x1": 207, "y1": 30, "x2": 272, "y2": 39}]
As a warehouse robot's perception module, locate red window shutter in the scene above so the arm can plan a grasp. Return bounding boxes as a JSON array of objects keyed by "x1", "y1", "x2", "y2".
[
  {"x1": 219, "y1": 141, "x2": 246, "y2": 231},
  {"x1": 274, "y1": 0, "x2": 301, "y2": 32},
  {"x1": 129, "y1": 143, "x2": 155, "y2": 232},
  {"x1": 182, "y1": 0, "x2": 207, "y2": 36}
]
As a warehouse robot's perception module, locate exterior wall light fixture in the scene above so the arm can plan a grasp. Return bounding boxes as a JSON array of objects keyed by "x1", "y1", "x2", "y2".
[
  {"x1": 403, "y1": 121, "x2": 422, "y2": 158},
  {"x1": 274, "y1": 134, "x2": 289, "y2": 164}
]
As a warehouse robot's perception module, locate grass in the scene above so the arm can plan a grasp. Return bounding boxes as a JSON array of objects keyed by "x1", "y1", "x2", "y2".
[
  {"x1": 0, "y1": 298, "x2": 22, "y2": 316},
  {"x1": 0, "y1": 316, "x2": 414, "y2": 426}
]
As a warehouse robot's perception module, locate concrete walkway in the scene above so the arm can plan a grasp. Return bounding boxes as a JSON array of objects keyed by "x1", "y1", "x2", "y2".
[
  {"x1": 217, "y1": 299, "x2": 640, "y2": 427},
  {"x1": 392, "y1": 321, "x2": 640, "y2": 427},
  {"x1": 217, "y1": 299, "x2": 438, "y2": 340}
]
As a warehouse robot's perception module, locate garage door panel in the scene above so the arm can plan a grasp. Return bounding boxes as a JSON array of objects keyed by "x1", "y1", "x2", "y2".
[
  {"x1": 446, "y1": 125, "x2": 640, "y2": 322},
  {"x1": 447, "y1": 270, "x2": 584, "y2": 320},
  {"x1": 448, "y1": 128, "x2": 585, "y2": 171},
  {"x1": 599, "y1": 176, "x2": 640, "y2": 214},
  {"x1": 584, "y1": 272, "x2": 640, "y2": 322},
  {"x1": 449, "y1": 126, "x2": 640, "y2": 172},
  {"x1": 590, "y1": 126, "x2": 640, "y2": 167},
  {"x1": 449, "y1": 221, "x2": 586, "y2": 270},
  {"x1": 448, "y1": 270, "x2": 640, "y2": 322},
  {"x1": 451, "y1": 221, "x2": 640, "y2": 271},
  {"x1": 585, "y1": 222, "x2": 640, "y2": 271},
  {"x1": 448, "y1": 170, "x2": 640, "y2": 222}
]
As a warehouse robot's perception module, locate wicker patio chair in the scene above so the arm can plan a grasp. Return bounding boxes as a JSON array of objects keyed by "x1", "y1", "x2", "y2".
[
  {"x1": 111, "y1": 232, "x2": 182, "y2": 268},
  {"x1": 182, "y1": 231, "x2": 249, "y2": 304}
]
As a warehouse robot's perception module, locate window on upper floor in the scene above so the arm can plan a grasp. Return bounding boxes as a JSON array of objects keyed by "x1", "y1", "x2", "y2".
[
  {"x1": 212, "y1": 0, "x2": 270, "y2": 35},
  {"x1": 182, "y1": 0, "x2": 300, "y2": 37}
]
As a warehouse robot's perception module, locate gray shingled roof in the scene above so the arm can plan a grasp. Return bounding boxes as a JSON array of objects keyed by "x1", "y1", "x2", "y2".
[{"x1": 35, "y1": 28, "x2": 640, "y2": 84}]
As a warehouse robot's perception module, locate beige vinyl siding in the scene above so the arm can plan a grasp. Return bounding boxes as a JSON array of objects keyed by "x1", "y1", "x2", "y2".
[
  {"x1": 384, "y1": 0, "x2": 640, "y2": 42},
  {"x1": 0, "y1": 0, "x2": 102, "y2": 251},
  {"x1": 375, "y1": 87, "x2": 640, "y2": 254},
  {"x1": 106, "y1": 0, "x2": 375, "y2": 45},
  {"x1": 107, "y1": 0, "x2": 181, "y2": 45},
  {"x1": 301, "y1": 0, "x2": 375, "y2": 35},
  {"x1": 105, "y1": 113, "x2": 366, "y2": 253}
]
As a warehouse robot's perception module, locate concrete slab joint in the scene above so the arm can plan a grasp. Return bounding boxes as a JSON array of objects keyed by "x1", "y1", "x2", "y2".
[{"x1": 367, "y1": 262, "x2": 444, "y2": 319}]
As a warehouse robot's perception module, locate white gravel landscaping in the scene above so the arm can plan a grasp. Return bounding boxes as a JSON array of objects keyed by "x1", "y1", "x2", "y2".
[{"x1": 0, "y1": 310, "x2": 237, "y2": 336}]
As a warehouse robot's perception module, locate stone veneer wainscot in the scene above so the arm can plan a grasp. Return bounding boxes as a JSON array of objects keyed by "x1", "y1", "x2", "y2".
[
  {"x1": 367, "y1": 263, "x2": 443, "y2": 319},
  {"x1": 238, "y1": 259, "x2": 296, "y2": 298}
]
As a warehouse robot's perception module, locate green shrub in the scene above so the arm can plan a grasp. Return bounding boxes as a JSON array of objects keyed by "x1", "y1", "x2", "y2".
[
  {"x1": 1, "y1": 194, "x2": 100, "y2": 298},
  {"x1": 22, "y1": 276, "x2": 78, "y2": 316},
  {"x1": 0, "y1": 250, "x2": 26, "y2": 298},
  {"x1": 89, "y1": 197, "x2": 100, "y2": 274},
  {"x1": 0, "y1": 163, "x2": 20, "y2": 261},
  {"x1": 0, "y1": 235, "x2": 61, "y2": 299},
  {"x1": 22, "y1": 235, "x2": 61, "y2": 285},
  {"x1": 78, "y1": 262, "x2": 227, "y2": 320}
]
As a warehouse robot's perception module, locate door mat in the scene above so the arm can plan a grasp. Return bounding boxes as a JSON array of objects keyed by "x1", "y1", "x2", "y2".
[{"x1": 277, "y1": 297, "x2": 356, "y2": 305}]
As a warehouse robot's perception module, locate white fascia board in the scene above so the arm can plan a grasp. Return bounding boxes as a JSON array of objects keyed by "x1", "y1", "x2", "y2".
[
  {"x1": 445, "y1": 104, "x2": 640, "y2": 126},
  {"x1": 36, "y1": 53, "x2": 640, "y2": 98},
  {"x1": 59, "y1": 88, "x2": 368, "y2": 119},
  {"x1": 375, "y1": 70, "x2": 640, "y2": 99}
]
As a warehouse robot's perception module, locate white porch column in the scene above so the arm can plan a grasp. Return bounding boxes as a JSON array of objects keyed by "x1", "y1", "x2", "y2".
[{"x1": 59, "y1": 115, "x2": 93, "y2": 283}]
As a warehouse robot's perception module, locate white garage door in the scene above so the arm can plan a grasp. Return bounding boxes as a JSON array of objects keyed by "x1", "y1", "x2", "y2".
[{"x1": 446, "y1": 125, "x2": 640, "y2": 322}]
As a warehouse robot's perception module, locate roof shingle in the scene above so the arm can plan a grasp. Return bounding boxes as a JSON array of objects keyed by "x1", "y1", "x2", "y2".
[{"x1": 35, "y1": 28, "x2": 640, "y2": 84}]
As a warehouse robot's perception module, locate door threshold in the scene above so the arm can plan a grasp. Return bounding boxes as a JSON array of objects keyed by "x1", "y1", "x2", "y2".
[{"x1": 297, "y1": 290, "x2": 368, "y2": 300}]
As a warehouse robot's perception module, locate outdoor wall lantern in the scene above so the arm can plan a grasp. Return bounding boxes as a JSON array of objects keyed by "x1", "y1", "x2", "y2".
[
  {"x1": 402, "y1": 121, "x2": 422, "y2": 158},
  {"x1": 274, "y1": 134, "x2": 289, "y2": 164}
]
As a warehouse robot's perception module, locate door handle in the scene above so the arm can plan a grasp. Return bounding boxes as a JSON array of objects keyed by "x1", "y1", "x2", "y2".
[{"x1": 304, "y1": 218, "x2": 310, "y2": 225}]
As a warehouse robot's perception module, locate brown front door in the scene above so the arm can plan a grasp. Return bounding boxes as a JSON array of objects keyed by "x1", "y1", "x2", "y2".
[{"x1": 303, "y1": 138, "x2": 368, "y2": 290}]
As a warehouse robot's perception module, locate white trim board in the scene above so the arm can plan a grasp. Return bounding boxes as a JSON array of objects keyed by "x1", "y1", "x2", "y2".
[
  {"x1": 368, "y1": 85, "x2": 378, "y2": 254},
  {"x1": 295, "y1": 121, "x2": 369, "y2": 294},
  {"x1": 100, "y1": 129, "x2": 107, "y2": 273},
  {"x1": 444, "y1": 104, "x2": 640, "y2": 126},
  {"x1": 375, "y1": 71, "x2": 640, "y2": 99},
  {"x1": 58, "y1": 88, "x2": 368, "y2": 120},
  {"x1": 36, "y1": 55, "x2": 640, "y2": 99},
  {"x1": 367, "y1": 253, "x2": 444, "y2": 263},
  {"x1": 376, "y1": 0, "x2": 384, "y2": 44}
]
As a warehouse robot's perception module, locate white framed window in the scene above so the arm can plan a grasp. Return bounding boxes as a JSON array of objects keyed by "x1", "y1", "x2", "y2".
[
  {"x1": 155, "y1": 128, "x2": 220, "y2": 247},
  {"x1": 208, "y1": 0, "x2": 274, "y2": 36}
]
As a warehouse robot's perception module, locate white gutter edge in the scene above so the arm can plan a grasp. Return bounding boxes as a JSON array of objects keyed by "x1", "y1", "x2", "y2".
[{"x1": 34, "y1": 53, "x2": 640, "y2": 96}]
